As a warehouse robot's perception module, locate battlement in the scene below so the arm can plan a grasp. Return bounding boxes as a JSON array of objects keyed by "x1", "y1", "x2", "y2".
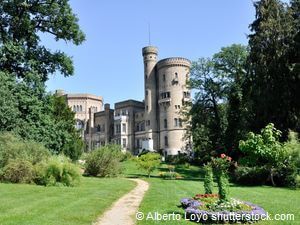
[
  {"x1": 157, "y1": 57, "x2": 191, "y2": 69},
  {"x1": 142, "y1": 46, "x2": 158, "y2": 56}
]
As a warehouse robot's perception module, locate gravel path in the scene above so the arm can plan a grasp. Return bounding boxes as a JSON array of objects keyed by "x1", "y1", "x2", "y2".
[{"x1": 93, "y1": 179, "x2": 149, "y2": 225}]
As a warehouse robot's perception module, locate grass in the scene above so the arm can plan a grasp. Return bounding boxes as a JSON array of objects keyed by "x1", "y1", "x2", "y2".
[
  {"x1": 0, "y1": 177, "x2": 136, "y2": 225},
  {"x1": 122, "y1": 160, "x2": 300, "y2": 225}
]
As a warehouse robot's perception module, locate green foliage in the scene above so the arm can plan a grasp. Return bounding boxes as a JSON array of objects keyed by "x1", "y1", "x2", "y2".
[
  {"x1": 203, "y1": 164, "x2": 213, "y2": 194},
  {"x1": 85, "y1": 145, "x2": 123, "y2": 177},
  {"x1": 135, "y1": 153, "x2": 161, "y2": 178},
  {"x1": 0, "y1": 159, "x2": 35, "y2": 184},
  {"x1": 188, "y1": 44, "x2": 248, "y2": 162},
  {"x1": 210, "y1": 155, "x2": 231, "y2": 201},
  {"x1": 34, "y1": 155, "x2": 81, "y2": 187},
  {"x1": 239, "y1": 123, "x2": 285, "y2": 167},
  {"x1": 0, "y1": 0, "x2": 85, "y2": 161},
  {"x1": 120, "y1": 151, "x2": 133, "y2": 162},
  {"x1": 234, "y1": 166, "x2": 269, "y2": 186},
  {"x1": 245, "y1": 0, "x2": 300, "y2": 136},
  {"x1": 0, "y1": 132, "x2": 50, "y2": 168}
]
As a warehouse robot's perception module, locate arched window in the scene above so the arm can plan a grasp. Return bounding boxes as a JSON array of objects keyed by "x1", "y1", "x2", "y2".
[
  {"x1": 73, "y1": 105, "x2": 76, "y2": 112},
  {"x1": 80, "y1": 105, "x2": 82, "y2": 112},
  {"x1": 174, "y1": 118, "x2": 178, "y2": 127},
  {"x1": 76, "y1": 105, "x2": 79, "y2": 112}
]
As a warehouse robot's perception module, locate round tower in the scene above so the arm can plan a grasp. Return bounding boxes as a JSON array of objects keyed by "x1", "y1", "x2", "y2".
[
  {"x1": 142, "y1": 46, "x2": 159, "y2": 150},
  {"x1": 156, "y1": 57, "x2": 191, "y2": 155}
]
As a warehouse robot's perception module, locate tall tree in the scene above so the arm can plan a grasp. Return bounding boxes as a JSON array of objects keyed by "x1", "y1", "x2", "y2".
[
  {"x1": 0, "y1": 0, "x2": 85, "y2": 159},
  {"x1": 245, "y1": 0, "x2": 299, "y2": 138}
]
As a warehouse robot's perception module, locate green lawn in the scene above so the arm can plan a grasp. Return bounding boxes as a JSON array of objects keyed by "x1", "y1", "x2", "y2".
[
  {"x1": 0, "y1": 177, "x2": 135, "y2": 225},
  {"x1": 122, "y1": 160, "x2": 300, "y2": 225}
]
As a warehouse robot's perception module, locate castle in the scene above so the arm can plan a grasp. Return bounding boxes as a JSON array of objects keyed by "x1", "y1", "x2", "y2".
[{"x1": 58, "y1": 46, "x2": 192, "y2": 156}]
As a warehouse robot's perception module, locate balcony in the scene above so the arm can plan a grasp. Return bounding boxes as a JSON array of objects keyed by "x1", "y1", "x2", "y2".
[
  {"x1": 114, "y1": 115, "x2": 128, "y2": 121},
  {"x1": 158, "y1": 98, "x2": 171, "y2": 104}
]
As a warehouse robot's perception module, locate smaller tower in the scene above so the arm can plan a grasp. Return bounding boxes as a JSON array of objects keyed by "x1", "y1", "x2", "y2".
[{"x1": 142, "y1": 46, "x2": 159, "y2": 150}]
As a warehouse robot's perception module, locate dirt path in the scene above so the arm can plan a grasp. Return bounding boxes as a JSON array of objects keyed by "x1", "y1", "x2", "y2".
[{"x1": 93, "y1": 179, "x2": 149, "y2": 225}]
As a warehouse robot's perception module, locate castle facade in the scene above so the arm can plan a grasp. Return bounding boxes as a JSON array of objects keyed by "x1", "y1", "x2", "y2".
[{"x1": 59, "y1": 46, "x2": 192, "y2": 156}]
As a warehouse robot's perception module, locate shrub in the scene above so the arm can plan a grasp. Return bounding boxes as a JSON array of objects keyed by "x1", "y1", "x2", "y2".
[
  {"x1": 203, "y1": 164, "x2": 213, "y2": 194},
  {"x1": 136, "y1": 153, "x2": 161, "y2": 178},
  {"x1": 234, "y1": 166, "x2": 269, "y2": 186},
  {"x1": 35, "y1": 155, "x2": 81, "y2": 186},
  {"x1": 0, "y1": 132, "x2": 50, "y2": 168},
  {"x1": 85, "y1": 144, "x2": 122, "y2": 177},
  {"x1": 1, "y1": 159, "x2": 35, "y2": 183},
  {"x1": 120, "y1": 151, "x2": 133, "y2": 162}
]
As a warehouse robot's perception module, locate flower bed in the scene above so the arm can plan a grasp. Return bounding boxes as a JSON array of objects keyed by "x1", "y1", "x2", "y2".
[{"x1": 180, "y1": 194, "x2": 267, "y2": 223}]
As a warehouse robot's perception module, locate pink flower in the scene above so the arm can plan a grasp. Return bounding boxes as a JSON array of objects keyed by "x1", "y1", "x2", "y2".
[{"x1": 220, "y1": 154, "x2": 226, "y2": 159}]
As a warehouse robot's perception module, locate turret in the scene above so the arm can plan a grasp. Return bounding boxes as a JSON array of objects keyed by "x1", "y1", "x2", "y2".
[{"x1": 142, "y1": 46, "x2": 159, "y2": 150}]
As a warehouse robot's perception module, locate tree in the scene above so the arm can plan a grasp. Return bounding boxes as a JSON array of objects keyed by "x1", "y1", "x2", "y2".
[
  {"x1": 188, "y1": 45, "x2": 248, "y2": 161},
  {"x1": 136, "y1": 153, "x2": 161, "y2": 178},
  {"x1": 0, "y1": 0, "x2": 85, "y2": 159},
  {"x1": 239, "y1": 123, "x2": 286, "y2": 186},
  {"x1": 245, "y1": 0, "x2": 299, "y2": 138}
]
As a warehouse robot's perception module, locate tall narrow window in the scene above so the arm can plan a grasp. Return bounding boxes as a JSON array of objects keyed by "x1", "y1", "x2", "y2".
[
  {"x1": 164, "y1": 136, "x2": 168, "y2": 147},
  {"x1": 164, "y1": 119, "x2": 168, "y2": 129},
  {"x1": 122, "y1": 123, "x2": 126, "y2": 133},
  {"x1": 80, "y1": 105, "x2": 82, "y2": 112},
  {"x1": 163, "y1": 74, "x2": 166, "y2": 82},
  {"x1": 175, "y1": 72, "x2": 178, "y2": 79},
  {"x1": 73, "y1": 105, "x2": 76, "y2": 112},
  {"x1": 123, "y1": 138, "x2": 127, "y2": 148},
  {"x1": 76, "y1": 105, "x2": 79, "y2": 112},
  {"x1": 179, "y1": 118, "x2": 183, "y2": 127},
  {"x1": 174, "y1": 118, "x2": 178, "y2": 127}
]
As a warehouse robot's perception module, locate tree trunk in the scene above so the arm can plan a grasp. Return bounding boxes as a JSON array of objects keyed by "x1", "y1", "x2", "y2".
[{"x1": 270, "y1": 168, "x2": 276, "y2": 187}]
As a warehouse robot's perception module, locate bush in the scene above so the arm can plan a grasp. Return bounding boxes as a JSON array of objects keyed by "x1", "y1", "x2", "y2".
[
  {"x1": 234, "y1": 166, "x2": 269, "y2": 186},
  {"x1": 203, "y1": 164, "x2": 214, "y2": 194},
  {"x1": 85, "y1": 144, "x2": 122, "y2": 177},
  {"x1": 135, "y1": 153, "x2": 161, "y2": 178},
  {"x1": 0, "y1": 132, "x2": 50, "y2": 168},
  {"x1": 34, "y1": 155, "x2": 81, "y2": 187},
  {"x1": 0, "y1": 159, "x2": 35, "y2": 183},
  {"x1": 120, "y1": 151, "x2": 133, "y2": 162}
]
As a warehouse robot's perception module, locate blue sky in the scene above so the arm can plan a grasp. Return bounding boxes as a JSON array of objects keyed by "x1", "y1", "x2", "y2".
[{"x1": 45, "y1": 0, "x2": 255, "y2": 106}]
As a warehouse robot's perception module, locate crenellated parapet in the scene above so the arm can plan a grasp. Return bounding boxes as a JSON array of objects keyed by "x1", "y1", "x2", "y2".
[
  {"x1": 142, "y1": 46, "x2": 158, "y2": 56},
  {"x1": 157, "y1": 57, "x2": 191, "y2": 70}
]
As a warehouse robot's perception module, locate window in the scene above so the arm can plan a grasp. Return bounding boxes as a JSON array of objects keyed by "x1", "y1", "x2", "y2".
[
  {"x1": 183, "y1": 91, "x2": 191, "y2": 98},
  {"x1": 116, "y1": 124, "x2": 121, "y2": 134},
  {"x1": 179, "y1": 118, "x2": 183, "y2": 127},
  {"x1": 175, "y1": 72, "x2": 178, "y2": 79},
  {"x1": 73, "y1": 105, "x2": 76, "y2": 112},
  {"x1": 146, "y1": 105, "x2": 149, "y2": 111},
  {"x1": 146, "y1": 90, "x2": 148, "y2": 96},
  {"x1": 164, "y1": 136, "x2": 168, "y2": 147},
  {"x1": 160, "y1": 92, "x2": 171, "y2": 99},
  {"x1": 122, "y1": 123, "x2": 126, "y2": 133},
  {"x1": 80, "y1": 105, "x2": 82, "y2": 112},
  {"x1": 163, "y1": 74, "x2": 166, "y2": 82},
  {"x1": 97, "y1": 124, "x2": 101, "y2": 132},
  {"x1": 122, "y1": 138, "x2": 127, "y2": 148},
  {"x1": 174, "y1": 118, "x2": 178, "y2": 127},
  {"x1": 164, "y1": 119, "x2": 168, "y2": 129},
  {"x1": 76, "y1": 105, "x2": 79, "y2": 112}
]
